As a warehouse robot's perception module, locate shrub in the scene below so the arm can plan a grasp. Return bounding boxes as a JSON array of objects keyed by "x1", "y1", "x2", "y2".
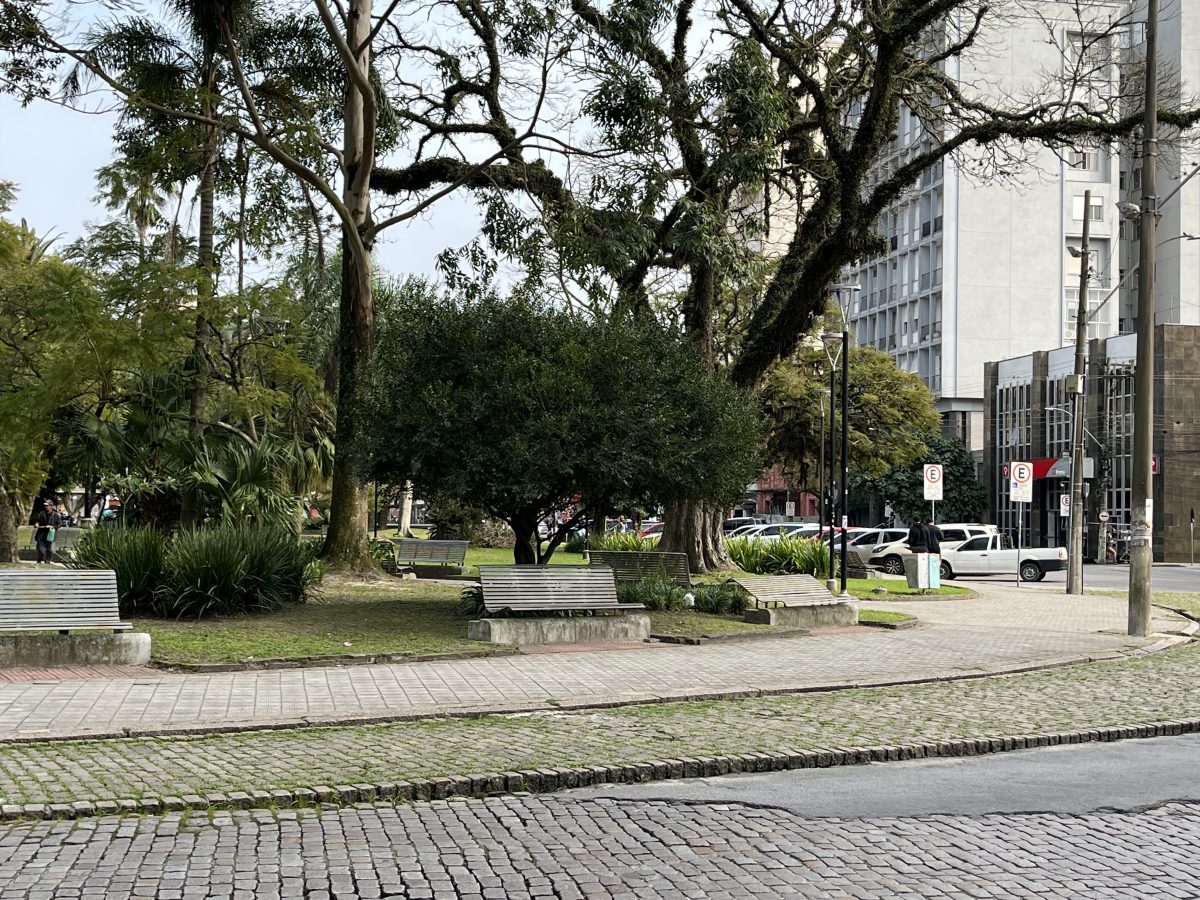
[
  {"x1": 589, "y1": 532, "x2": 659, "y2": 552},
  {"x1": 459, "y1": 584, "x2": 486, "y2": 618},
  {"x1": 691, "y1": 581, "x2": 750, "y2": 616},
  {"x1": 726, "y1": 535, "x2": 837, "y2": 578},
  {"x1": 157, "y1": 526, "x2": 318, "y2": 619},
  {"x1": 70, "y1": 525, "x2": 167, "y2": 617},
  {"x1": 563, "y1": 535, "x2": 588, "y2": 554},
  {"x1": 616, "y1": 574, "x2": 686, "y2": 611}
]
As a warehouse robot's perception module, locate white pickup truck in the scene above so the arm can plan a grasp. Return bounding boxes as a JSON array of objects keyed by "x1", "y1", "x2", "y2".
[{"x1": 938, "y1": 533, "x2": 1068, "y2": 582}]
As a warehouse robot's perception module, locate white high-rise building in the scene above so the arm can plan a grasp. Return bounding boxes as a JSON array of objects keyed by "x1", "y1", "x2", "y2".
[{"x1": 842, "y1": 1, "x2": 1200, "y2": 452}]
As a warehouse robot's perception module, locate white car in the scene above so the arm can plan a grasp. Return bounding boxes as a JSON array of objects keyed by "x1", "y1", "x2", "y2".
[
  {"x1": 846, "y1": 527, "x2": 909, "y2": 565},
  {"x1": 867, "y1": 523, "x2": 998, "y2": 576},
  {"x1": 939, "y1": 534, "x2": 1067, "y2": 582},
  {"x1": 728, "y1": 523, "x2": 819, "y2": 542}
]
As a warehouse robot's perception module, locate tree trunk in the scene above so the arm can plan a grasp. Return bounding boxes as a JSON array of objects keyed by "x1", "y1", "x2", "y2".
[
  {"x1": 399, "y1": 481, "x2": 414, "y2": 537},
  {"x1": 511, "y1": 510, "x2": 538, "y2": 564},
  {"x1": 321, "y1": 0, "x2": 377, "y2": 572},
  {"x1": 0, "y1": 479, "x2": 21, "y2": 564},
  {"x1": 659, "y1": 498, "x2": 731, "y2": 574},
  {"x1": 179, "y1": 56, "x2": 220, "y2": 530}
]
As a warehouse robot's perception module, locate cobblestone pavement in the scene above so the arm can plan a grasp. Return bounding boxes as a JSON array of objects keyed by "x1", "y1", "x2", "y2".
[
  {"x1": 1, "y1": 796, "x2": 1198, "y2": 898},
  {"x1": 2, "y1": 641, "x2": 1200, "y2": 809},
  {"x1": 0, "y1": 590, "x2": 1185, "y2": 740}
]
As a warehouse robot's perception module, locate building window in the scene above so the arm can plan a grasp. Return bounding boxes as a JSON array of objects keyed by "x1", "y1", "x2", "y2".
[
  {"x1": 1067, "y1": 149, "x2": 1100, "y2": 171},
  {"x1": 1072, "y1": 195, "x2": 1105, "y2": 222}
]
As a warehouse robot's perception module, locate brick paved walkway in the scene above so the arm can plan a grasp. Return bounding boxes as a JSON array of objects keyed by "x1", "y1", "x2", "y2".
[
  {"x1": 0, "y1": 588, "x2": 1187, "y2": 740},
  {"x1": 2, "y1": 797, "x2": 1197, "y2": 898}
]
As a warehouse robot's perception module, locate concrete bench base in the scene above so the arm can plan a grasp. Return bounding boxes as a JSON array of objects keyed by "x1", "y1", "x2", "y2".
[
  {"x1": 0, "y1": 632, "x2": 151, "y2": 668},
  {"x1": 743, "y1": 602, "x2": 858, "y2": 629},
  {"x1": 468, "y1": 613, "x2": 650, "y2": 646}
]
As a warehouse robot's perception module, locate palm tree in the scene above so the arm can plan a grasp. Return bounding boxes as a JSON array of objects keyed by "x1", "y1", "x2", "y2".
[{"x1": 94, "y1": 159, "x2": 177, "y2": 257}]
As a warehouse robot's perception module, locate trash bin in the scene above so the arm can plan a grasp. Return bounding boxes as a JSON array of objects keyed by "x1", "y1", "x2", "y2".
[{"x1": 903, "y1": 553, "x2": 940, "y2": 590}]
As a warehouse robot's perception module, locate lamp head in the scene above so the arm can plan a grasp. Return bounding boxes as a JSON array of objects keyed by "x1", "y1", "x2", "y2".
[{"x1": 1117, "y1": 201, "x2": 1142, "y2": 220}]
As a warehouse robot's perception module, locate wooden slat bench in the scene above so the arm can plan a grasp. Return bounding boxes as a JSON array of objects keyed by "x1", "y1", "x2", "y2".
[
  {"x1": 732, "y1": 573, "x2": 841, "y2": 608},
  {"x1": 0, "y1": 569, "x2": 130, "y2": 633},
  {"x1": 391, "y1": 538, "x2": 469, "y2": 568},
  {"x1": 477, "y1": 565, "x2": 644, "y2": 614},
  {"x1": 587, "y1": 550, "x2": 691, "y2": 587}
]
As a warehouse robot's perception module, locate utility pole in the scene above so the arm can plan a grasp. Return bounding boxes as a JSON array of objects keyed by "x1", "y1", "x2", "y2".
[
  {"x1": 1129, "y1": 0, "x2": 1158, "y2": 636},
  {"x1": 839, "y1": 325, "x2": 850, "y2": 595},
  {"x1": 1066, "y1": 190, "x2": 1091, "y2": 594},
  {"x1": 828, "y1": 349, "x2": 838, "y2": 592}
]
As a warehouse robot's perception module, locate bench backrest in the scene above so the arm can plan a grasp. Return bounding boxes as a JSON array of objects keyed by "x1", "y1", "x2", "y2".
[
  {"x1": 732, "y1": 573, "x2": 841, "y2": 608},
  {"x1": 392, "y1": 538, "x2": 469, "y2": 565},
  {"x1": 0, "y1": 569, "x2": 129, "y2": 632},
  {"x1": 478, "y1": 565, "x2": 620, "y2": 612},
  {"x1": 587, "y1": 550, "x2": 690, "y2": 587}
]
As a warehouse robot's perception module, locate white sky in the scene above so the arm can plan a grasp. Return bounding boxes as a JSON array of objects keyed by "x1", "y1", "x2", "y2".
[{"x1": 0, "y1": 93, "x2": 484, "y2": 279}]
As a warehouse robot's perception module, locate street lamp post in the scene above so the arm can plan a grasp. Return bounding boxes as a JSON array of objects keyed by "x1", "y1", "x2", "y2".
[
  {"x1": 827, "y1": 283, "x2": 860, "y2": 597},
  {"x1": 822, "y1": 334, "x2": 841, "y2": 593}
]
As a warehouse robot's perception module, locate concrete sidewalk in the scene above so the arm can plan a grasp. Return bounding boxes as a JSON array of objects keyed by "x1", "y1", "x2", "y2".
[{"x1": 0, "y1": 587, "x2": 1188, "y2": 741}]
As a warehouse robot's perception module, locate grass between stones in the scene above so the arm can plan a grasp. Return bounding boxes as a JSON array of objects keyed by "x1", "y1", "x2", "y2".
[
  {"x1": 1090, "y1": 590, "x2": 1200, "y2": 619},
  {"x1": 3, "y1": 640, "x2": 1199, "y2": 807}
]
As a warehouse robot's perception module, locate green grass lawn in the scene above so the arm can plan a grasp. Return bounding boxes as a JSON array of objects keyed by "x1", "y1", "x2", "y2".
[
  {"x1": 464, "y1": 546, "x2": 583, "y2": 570},
  {"x1": 858, "y1": 608, "x2": 918, "y2": 626},
  {"x1": 648, "y1": 610, "x2": 778, "y2": 638},
  {"x1": 843, "y1": 578, "x2": 970, "y2": 600},
  {"x1": 144, "y1": 580, "x2": 488, "y2": 665}
]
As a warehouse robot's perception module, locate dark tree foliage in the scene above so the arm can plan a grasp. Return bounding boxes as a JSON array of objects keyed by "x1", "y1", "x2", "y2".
[
  {"x1": 873, "y1": 433, "x2": 987, "y2": 524},
  {"x1": 367, "y1": 295, "x2": 763, "y2": 563}
]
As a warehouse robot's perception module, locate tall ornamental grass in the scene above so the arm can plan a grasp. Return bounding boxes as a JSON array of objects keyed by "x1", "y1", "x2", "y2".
[
  {"x1": 726, "y1": 535, "x2": 837, "y2": 578},
  {"x1": 588, "y1": 532, "x2": 660, "y2": 552},
  {"x1": 70, "y1": 525, "x2": 166, "y2": 617},
  {"x1": 71, "y1": 524, "x2": 319, "y2": 619}
]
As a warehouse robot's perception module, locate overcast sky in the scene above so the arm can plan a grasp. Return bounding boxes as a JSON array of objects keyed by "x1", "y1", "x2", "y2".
[{"x1": 0, "y1": 93, "x2": 484, "y2": 279}]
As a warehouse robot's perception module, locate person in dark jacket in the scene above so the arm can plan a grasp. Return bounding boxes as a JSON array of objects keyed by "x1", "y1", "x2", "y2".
[
  {"x1": 33, "y1": 499, "x2": 62, "y2": 564},
  {"x1": 926, "y1": 521, "x2": 944, "y2": 555},
  {"x1": 905, "y1": 518, "x2": 929, "y2": 553}
]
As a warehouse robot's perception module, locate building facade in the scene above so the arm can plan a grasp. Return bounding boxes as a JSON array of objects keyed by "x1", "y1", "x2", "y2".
[
  {"x1": 983, "y1": 325, "x2": 1200, "y2": 563},
  {"x1": 838, "y1": 1, "x2": 1200, "y2": 453}
]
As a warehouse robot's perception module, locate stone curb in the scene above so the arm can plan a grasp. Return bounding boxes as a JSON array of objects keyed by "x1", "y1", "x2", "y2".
[
  {"x1": 1, "y1": 639, "x2": 1188, "y2": 746},
  {"x1": 151, "y1": 646, "x2": 520, "y2": 674},
  {"x1": 649, "y1": 628, "x2": 811, "y2": 645},
  {"x1": 4, "y1": 718, "x2": 1199, "y2": 823}
]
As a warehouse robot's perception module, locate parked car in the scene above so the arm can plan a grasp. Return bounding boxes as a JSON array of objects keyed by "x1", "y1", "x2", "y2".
[
  {"x1": 846, "y1": 527, "x2": 910, "y2": 567},
  {"x1": 722, "y1": 516, "x2": 763, "y2": 534},
  {"x1": 867, "y1": 523, "x2": 998, "y2": 576},
  {"x1": 639, "y1": 521, "x2": 665, "y2": 538},
  {"x1": 755, "y1": 523, "x2": 821, "y2": 543},
  {"x1": 939, "y1": 533, "x2": 1067, "y2": 581}
]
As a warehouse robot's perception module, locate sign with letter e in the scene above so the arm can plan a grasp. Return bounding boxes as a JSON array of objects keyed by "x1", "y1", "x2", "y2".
[
  {"x1": 923, "y1": 464, "x2": 944, "y2": 501},
  {"x1": 1010, "y1": 461, "x2": 1033, "y2": 503}
]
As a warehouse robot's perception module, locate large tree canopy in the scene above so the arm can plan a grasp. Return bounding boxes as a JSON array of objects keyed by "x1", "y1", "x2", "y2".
[
  {"x1": 367, "y1": 293, "x2": 763, "y2": 563},
  {"x1": 873, "y1": 433, "x2": 988, "y2": 524},
  {"x1": 761, "y1": 341, "x2": 941, "y2": 486}
]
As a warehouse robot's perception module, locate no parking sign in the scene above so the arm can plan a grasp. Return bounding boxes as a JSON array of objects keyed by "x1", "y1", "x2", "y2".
[
  {"x1": 923, "y1": 464, "x2": 944, "y2": 501},
  {"x1": 1010, "y1": 461, "x2": 1033, "y2": 503}
]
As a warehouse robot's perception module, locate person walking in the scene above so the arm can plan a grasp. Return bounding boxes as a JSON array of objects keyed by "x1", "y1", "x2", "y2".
[{"x1": 33, "y1": 499, "x2": 62, "y2": 564}]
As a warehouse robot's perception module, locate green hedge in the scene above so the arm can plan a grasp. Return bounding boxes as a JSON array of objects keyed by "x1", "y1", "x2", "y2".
[{"x1": 72, "y1": 524, "x2": 319, "y2": 619}]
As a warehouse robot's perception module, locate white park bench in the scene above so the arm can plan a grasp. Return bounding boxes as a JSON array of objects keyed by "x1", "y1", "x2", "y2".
[
  {"x1": 586, "y1": 550, "x2": 691, "y2": 587},
  {"x1": 477, "y1": 565, "x2": 644, "y2": 614},
  {"x1": 732, "y1": 573, "x2": 841, "y2": 608},
  {"x1": 390, "y1": 538, "x2": 470, "y2": 569},
  {"x1": 0, "y1": 569, "x2": 130, "y2": 633}
]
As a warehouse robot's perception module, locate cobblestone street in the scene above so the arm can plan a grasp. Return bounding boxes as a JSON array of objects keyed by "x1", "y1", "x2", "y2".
[{"x1": 2, "y1": 796, "x2": 1198, "y2": 898}]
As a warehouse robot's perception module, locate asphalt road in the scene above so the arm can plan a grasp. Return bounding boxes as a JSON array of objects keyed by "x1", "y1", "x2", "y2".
[
  {"x1": 956, "y1": 562, "x2": 1199, "y2": 592},
  {"x1": 567, "y1": 733, "x2": 1200, "y2": 817}
]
